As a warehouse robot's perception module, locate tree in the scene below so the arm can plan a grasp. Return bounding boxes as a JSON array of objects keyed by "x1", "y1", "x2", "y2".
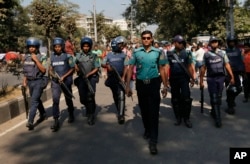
[
  {"x1": 28, "y1": 0, "x2": 79, "y2": 56},
  {"x1": 0, "y1": 0, "x2": 29, "y2": 51},
  {"x1": 122, "y1": 0, "x2": 229, "y2": 40}
]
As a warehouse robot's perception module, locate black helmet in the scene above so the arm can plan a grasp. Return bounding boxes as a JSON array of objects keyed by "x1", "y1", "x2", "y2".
[
  {"x1": 209, "y1": 36, "x2": 220, "y2": 43},
  {"x1": 173, "y1": 35, "x2": 185, "y2": 43},
  {"x1": 227, "y1": 84, "x2": 242, "y2": 97}
]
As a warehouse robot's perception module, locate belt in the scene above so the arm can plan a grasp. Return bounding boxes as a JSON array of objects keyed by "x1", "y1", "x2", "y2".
[{"x1": 137, "y1": 78, "x2": 158, "y2": 85}]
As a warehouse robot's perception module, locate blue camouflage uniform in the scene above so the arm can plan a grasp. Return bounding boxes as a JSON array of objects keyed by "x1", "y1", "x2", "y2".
[
  {"x1": 23, "y1": 53, "x2": 47, "y2": 124},
  {"x1": 129, "y1": 46, "x2": 167, "y2": 144}
]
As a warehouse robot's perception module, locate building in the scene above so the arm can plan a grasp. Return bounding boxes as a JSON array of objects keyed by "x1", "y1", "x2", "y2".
[
  {"x1": 76, "y1": 14, "x2": 113, "y2": 39},
  {"x1": 113, "y1": 19, "x2": 128, "y2": 31}
]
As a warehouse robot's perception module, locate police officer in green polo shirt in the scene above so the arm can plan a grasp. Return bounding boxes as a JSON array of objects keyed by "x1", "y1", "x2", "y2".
[{"x1": 126, "y1": 30, "x2": 168, "y2": 155}]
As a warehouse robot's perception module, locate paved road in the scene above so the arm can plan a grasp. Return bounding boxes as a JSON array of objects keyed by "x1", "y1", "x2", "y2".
[{"x1": 0, "y1": 78, "x2": 249, "y2": 164}]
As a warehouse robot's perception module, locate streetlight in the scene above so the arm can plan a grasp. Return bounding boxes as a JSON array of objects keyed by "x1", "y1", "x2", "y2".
[{"x1": 121, "y1": 3, "x2": 134, "y2": 43}]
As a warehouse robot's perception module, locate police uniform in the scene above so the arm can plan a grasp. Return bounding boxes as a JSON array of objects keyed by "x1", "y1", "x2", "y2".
[
  {"x1": 128, "y1": 46, "x2": 167, "y2": 145},
  {"x1": 75, "y1": 51, "x2": 100, "y2": 125},
  {"x1": 225, "y1": 43, "x2": 244, "y2": 114},
  {"x1": 23, "y1": 38, "x2": 47, "y2": 130},
  {"x1": 167, "y1": 48, "x2": 194, "y2": 128},
  {"x1": 50, "y1": 51, "x2": 75, "y2": 128},
  {"x1": 103, "y1": 50, "x2": 128, "y2": 124},
  {"x1": 202, "y1": 48, "x2": 230, "y2": 127}
]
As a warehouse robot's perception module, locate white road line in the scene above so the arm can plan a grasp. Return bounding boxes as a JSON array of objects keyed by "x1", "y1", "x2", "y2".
[{"x1": 0, "y1": 88, "x2": 78, "y2": 137}]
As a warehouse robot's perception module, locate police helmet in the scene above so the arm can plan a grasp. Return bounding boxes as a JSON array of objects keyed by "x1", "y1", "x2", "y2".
[
  {"x1": 173, "y1": 35, "x2": 185, "y2": 43},
  {"x1": 26, "y1": 37, "x2": 40, "y2": 48},
  {"x1": 115, "y1": 36, "x2": 127, "y2": 44},
  {"x1": 80, "y1": 37, "x2": 93, "y2": 49},
  {"x1": 161, "y1": 40, "x2": 170, "y2": 46},
  {"x1": 111, "y1": 39, "x2": 120, "y2": 52},
  {"x1": 228, "y1": 84, "x2": 242, "y2": 95},
  {"x1": 226, "y1": 36, "x2": 238, "y2": 44},
  {"x1": 209, "y1": 36, "x2": 220, "y2": 43},
  {"x1": 53, "y1": 37, "x2": 65, "y2": 47}
]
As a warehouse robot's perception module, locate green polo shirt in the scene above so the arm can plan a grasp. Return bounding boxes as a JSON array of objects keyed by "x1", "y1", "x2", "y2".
[{"x1": 129, "y1": 46, "x2": 167, "y2": 80}]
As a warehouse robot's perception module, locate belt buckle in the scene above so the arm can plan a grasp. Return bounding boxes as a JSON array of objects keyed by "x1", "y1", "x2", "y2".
[{"x1": 143, "y1": 79, "x2": 150, "y2": 84}]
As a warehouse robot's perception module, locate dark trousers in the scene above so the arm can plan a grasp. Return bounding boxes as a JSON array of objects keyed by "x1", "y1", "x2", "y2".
[
  {"x1": 109, "y1": 82, "x2": 125, "y2": 115},
  {"x1": 169, "y1": 75, "x2": 192, "y2": 119},
  {"x1": 136, "y1": 77, "x2": 161, "y2": 144},
  {"x1": 170, "y1": 76, "x2": 191, "y2": 101},
  {"x1": 51, "y1": 80, "x2": 74, "y2": 118},
  {"x1": 243, "y1": 73, "x2": 250, "y2": 99},
  {"x1": 207, "y1": 76, "x2": 225, "y2": 95},
  {"x1": 76, "y1": 76, "x2": 97, "y2": 115},
  {"x1": 27, "y1": 79, "x2": 45, "y2": 123}
]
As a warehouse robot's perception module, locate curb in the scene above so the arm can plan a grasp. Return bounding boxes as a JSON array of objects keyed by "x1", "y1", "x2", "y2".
[{"x1": 0, "y1": 86, "x2": 52, "y2": 124}]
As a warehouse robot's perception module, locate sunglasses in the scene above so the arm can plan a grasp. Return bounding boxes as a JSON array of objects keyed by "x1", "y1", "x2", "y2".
[{"x1": 142, "y1": 37, "x2": 151, "y2": 40}]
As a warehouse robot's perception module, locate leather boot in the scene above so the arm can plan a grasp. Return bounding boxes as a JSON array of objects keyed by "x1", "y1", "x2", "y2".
[
  {"x1": 51, "y1": 118, "x2": 60, "y2": 132},
  {"x1": 183, "y1": 98, "x2": 193, "y2": 128},
  {"x1": 87, "y1": 114, "x2": 95, "y2": 125},
  {"x1": 36, "y1": 112, "x2": 47, "y2": 123},
  {"x1": 26, "y1": 121, "x2": 34, "y2": 130},
  {"x1": 68, "y1": 112, "x2": 75, "y2": 123},
  {"x1": 226, "y1": 96, "x2": 235, "y2": 115},
  {"x1": 172, "y1": 99, "x2": 181, "y2": 126},
  {"x1": 214, "y1": 105, "x2": 222, "y2": 128}
]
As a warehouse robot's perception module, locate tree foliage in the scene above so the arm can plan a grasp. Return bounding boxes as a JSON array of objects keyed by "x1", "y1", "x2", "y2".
[
  {"x1": 0, "y1": 0, "x2": 29, "y2": 51},
  {"x1": 123, "y1": 0, "x2": 250, "y2": 41}
]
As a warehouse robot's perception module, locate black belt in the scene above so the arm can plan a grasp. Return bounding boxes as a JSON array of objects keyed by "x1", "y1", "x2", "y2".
[{"x1": 137, "y1": 77, "x2": 159, "y2": 85}]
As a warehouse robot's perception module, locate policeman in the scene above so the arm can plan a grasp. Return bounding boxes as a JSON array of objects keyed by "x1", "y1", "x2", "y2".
[
  {"x1": 49, "y1": 37, "x2": 75, "y2": 132},
  {"x1": 225, "y1": 36, "x2": 245, "y2": 114},
  {"x1": 126, "y1": 30, "x2": 168, "y2": 155},
  {"x1": 23, "y1": 37, "x2": 47, "y2": 130},
  {"x1": 200, "y1": 36, "x2": 234, "y2": 128},
  {"x1": 167, "y1": 35, "x2": 196, "y2": 128},
  {"x1": 102, "y1": 36, "x2": 129, "y2": 124},
  {"x1": 74, "y1": 37, "x2": 100, "y2": 125}
]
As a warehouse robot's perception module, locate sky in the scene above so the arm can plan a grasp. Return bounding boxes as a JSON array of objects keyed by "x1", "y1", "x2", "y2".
[{"x1": 21, "y1": 0, "x2": 158, "y2": 33}]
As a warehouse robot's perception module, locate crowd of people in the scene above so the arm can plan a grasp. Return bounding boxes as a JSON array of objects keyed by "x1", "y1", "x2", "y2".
[{"x1": 21, "y1": 31, "x2": 250, "y2": 155}]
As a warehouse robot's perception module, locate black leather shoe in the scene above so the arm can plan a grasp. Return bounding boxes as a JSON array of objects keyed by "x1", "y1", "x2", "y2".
[
  {"x1": 36, "y1": 113, "x2": 47, "y2": 123},
  {"x1": 118, "y1": 115, "x2": 125, "y2": 124},
  {"x1": 174, "y1": 118, "x2": 182, "y2": 126},
  {"x1": 149, "y1": 143, "x2": 158, "y2": 155},
  {"x1": 26, "y1": 122, "x2": 34, "y2": 130},
  {"x1": 184, "y1": 119, "x2": 192, "y2": 128},
  {"x1": 51, "y1": 119, "x2": 60, "y2": 132},
  {"x1": 87, "y1": 115, "x2": 95, "y2": 126},
  {"x1": 215, "y1": 120, "x2": 222, "y2": 128},
  {"x1": 68, "y1": 114, "x2": 75, "y2": 123}
]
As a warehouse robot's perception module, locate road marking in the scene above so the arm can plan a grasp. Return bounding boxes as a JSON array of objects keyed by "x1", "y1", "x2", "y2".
[{"x1": 0, "y1": 88, "x2": 78, "y2": 137}]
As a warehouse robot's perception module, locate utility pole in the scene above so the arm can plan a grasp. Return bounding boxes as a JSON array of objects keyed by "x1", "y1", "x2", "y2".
[
  {"x1": 93, "y1": 0, "x2": 97, "y2": 42},
  {"x1": 226, "y1": 0, "x2": 234, "y2": 38}
]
